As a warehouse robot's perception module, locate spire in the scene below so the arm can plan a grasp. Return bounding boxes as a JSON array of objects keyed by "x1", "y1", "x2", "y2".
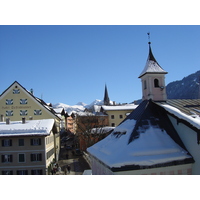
[
  {"x1": 104, "y1": 84, "x2": 110, "y2": 105},
  {"x1": 138, "y1": 33, "x2": 167, "y2": 78},
  {"x1": 138, "y1": 34, "x2": 168, "y2": 101}
]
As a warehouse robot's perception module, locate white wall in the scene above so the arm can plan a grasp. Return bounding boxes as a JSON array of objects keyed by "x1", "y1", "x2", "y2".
[
  {"x1": 90, "y1": 156, "x2": 192, "y2": 175},
  {"x1": 168, "y1": 115, "x2": 200, "y2": 175}
]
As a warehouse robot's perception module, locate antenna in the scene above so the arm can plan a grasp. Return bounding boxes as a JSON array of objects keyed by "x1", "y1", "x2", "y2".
[{"x1": 147, "y1": 32, "x2": 151, "y2": 45}]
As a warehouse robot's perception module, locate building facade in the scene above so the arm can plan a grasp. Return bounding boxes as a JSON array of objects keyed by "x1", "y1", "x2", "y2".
[{"x1": 0, "y1": 119, "x2": 58, "y2": 175}]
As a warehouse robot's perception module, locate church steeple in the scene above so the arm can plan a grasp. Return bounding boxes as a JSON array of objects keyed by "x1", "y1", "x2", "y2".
[
  {"x1": 104, "y1": 84, "x2": 110, "y2": 105},
  {"x1": 139, "y1": 34, "x2": 168, "y2": 101}
]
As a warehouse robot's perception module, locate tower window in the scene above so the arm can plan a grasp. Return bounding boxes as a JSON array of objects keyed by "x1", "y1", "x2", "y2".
[
  {"x1": 144, "y1": 80, "x2": 147, "y2": 89},
  {"x1": 154, "y1": 79, "x2": 159, "y2": 87}
]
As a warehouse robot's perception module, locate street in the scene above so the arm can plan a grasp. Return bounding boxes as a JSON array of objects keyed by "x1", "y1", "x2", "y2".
[{"x1": 55, "y1": 142, "x2": 91, "y2": 175}]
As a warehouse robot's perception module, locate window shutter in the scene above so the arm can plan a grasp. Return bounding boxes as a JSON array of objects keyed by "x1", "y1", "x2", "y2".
[
  {"x1": 10, "y1": 139, "x2": 12, "y2": 146},
  {"x1": 2, "y1": 140, "x2": 4, "y2": 147},
  {"x1": 1, "y1": 155, "x2": 4, "y2": 162},
  {"x1": 30, "y1": 154, "x2": 33, "y2": 161},
  {"x1": 39, "y1": 153, "x2": 42, "y2": 161},
  {"x1": 39, "y1": 138, "x2": 41, "y2": 145}
]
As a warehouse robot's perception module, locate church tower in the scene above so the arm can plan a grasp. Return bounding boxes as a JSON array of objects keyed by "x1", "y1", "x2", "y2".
[
  {"x1": 103, "y1": 84, "x2": 110, "y2": 105},
  {"x1": 138, "y1": 37, "x2": 168, "y2": 101}
]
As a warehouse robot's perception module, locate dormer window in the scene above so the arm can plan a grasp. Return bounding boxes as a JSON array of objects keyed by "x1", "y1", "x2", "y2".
[{"x1": 154, "y1": 79, "x2": 159, "y2": 87}]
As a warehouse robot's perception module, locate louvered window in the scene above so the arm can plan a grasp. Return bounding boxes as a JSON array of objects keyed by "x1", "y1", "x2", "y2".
[
  {"x1": 31, "y1": 169, "x2": 43, "y2": 175},
  {"x1": 6, "y1": 110, "x2": 13, "y2": 116},
  {"x1": 13, "y1": 89, "x2": 20, "y2": 94},
  {"x1": 34, "y1": 109, "x2": 42, "y2": 115},
  {"x1": 30, "y1": 138, "x2": 41, "y2": 146},
  {"x1": 20, "y1": 99, "x2": 28, "y2": 104},
  {"x1": 30, "y1": 153, "x2": 42, "y2": 161},
  {"x1": 6, "y1": 99, "x2": 13, "y2": 105},
  {"x1": 2, "y1": 139, "x2": 12, "y2": 147},
  {"x1": 17, "y1": 170, "x2": 28, "y2": 175},
  {"x1": 20, "y1": 110, "x2": 28, "y2": 116}
]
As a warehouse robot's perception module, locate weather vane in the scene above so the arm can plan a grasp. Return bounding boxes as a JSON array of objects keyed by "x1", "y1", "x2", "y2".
[{"x1": 147, "y1": 32, "x2": 151, "y2": 45}]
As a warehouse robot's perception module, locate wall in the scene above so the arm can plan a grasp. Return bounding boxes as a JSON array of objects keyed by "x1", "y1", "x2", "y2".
[
  {"x1": 0, "y1": 136, "x2": 46, "y2": 175},
  {"x1": 168, "y1": 115, "x2": 200, "y2": 175},
  {"x1": 90, "y1": 156, "x2": 192, "y2": 175},
  {"x1": 0, "y1": 82, "x2": 58, "y2": 121},
  {"x1": 106, "y1": 109, "x2": 133, "y2": 127}
]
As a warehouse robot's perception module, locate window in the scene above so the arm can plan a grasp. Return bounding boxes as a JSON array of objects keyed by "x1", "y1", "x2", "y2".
[
  {"x1": 111, "y1": 115, "x2": 114, "y2": 119},
  {"x1": 34, "y1": 109, "x2": 42, "y2": 115},
  {"x1": 6, "y1": 110, "x2": 13, "y2": 116},
  {"x1": 17, "y1": 170, "x2": 28, "y2": 175},
  {"x1": 18, "y1": 154, "x2": 25, "y2": 163},
  {"x1": 119, "y1": 115, "x2": 123, "y2": 119},
  {"x1": 20, "y1": 110, "x2": 28, "y2": 116},
  {"x1": 31, "y1": 169, "x2": 43, "y2": 175},
  {"x1": 6, "y1": 99, "x2": 13, "y2": 105},
  {"x1": 154, "y1": 79, "x2": 159, "y2": 87},
  {"x1": 20, "y1": 99, "x2": 28, "y2": 104},
  {"x1": 18, "y1": 139, "x2": 24, "y2": 146},
  {"x1": 144, "y1": 80, "x2": 147, "y2": 89},
  {"x1": 2, "y1": 139, "x2": 12, "y2": 147},
  {"x1": 30, "y1": 153, "x2": 42, "y2": 162},
  {"x1": 1, "y1": 155, "x2": 13, "y2": 163},
  {"x1": 2, "y1": 170, "x2": 13, "y2": 175},
  {"x1": 13, "y1": 89, "x2": 20, "y2": 94},
  {"x1": 30, "y1": 138, "x2": 41, "y2": 146},
  {"x1": 111, "y1": 123, "x2": 115, "y2": 127}
]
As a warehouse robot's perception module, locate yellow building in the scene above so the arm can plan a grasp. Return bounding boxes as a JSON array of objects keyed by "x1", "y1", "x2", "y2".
[
  {"x1": 101, "y1": 104, "x2": 138, "y2": 127},
  {"x1": 0, "y1": 118, "x2": 57, "y2": 175},
  {"x1": 0, "y1": 81, "x2": 61, "y2": 174}
]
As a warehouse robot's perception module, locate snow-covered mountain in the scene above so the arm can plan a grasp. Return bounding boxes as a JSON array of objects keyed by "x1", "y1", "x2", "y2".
[{"x1": 53, "y1": 99, "x2": 103, "y2": 115}]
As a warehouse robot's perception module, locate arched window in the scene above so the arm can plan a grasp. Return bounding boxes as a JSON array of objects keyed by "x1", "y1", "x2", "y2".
[
  {"x1": 144, "y1": 80, "x2": 147, "y2": 89},
  {"x1": 154, "y1": 79, "x2": 159, "y2": 87}
]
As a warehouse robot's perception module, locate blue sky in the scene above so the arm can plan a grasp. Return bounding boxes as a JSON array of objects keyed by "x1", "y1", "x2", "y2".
[{"x1": 0, "y1": 25, "x2": 200, "y2": 105}]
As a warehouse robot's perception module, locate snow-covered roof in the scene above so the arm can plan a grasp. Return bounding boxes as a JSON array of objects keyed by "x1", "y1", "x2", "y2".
[
  {"x1": 87, "y1": 100, "x2": 193, "y2": 170},
  {"x1": 161, "y1": 104, "x2": 200, "y2": 129},
  {"x1": 91, "y1": 126, "x2": 115, "y2": 134},
  {"x1": 139, "y1": 45, "x2": 167, "y2": 78},
  {"x1": 102, "y1": 104, "x2": 138, "y2": 111},
  {"x1": 0, "y1": 119, "x2": 55, "y2": 137}
]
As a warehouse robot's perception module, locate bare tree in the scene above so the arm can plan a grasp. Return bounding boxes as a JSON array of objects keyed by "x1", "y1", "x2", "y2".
[{"x1": 75, "y1": 112, "x2": 110, "y2": 150}]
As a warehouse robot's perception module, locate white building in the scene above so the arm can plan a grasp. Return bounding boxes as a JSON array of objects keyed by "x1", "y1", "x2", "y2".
[{"x1": 87, "y1": 42, "x2": 200, "y2": 175}]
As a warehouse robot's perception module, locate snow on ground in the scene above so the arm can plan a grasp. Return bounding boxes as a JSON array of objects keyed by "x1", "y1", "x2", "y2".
[
  {"x1": 87, "y1": 119, "x2": 192, "y2": 168},
  {"x1": 0, "y1": 119, "x2": 55, "y2": 137}
]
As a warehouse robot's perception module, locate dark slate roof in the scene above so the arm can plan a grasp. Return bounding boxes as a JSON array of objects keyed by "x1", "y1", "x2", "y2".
[
  {"x1": 156, "y1": 99, "x2": 200, "y2": 116},
  {"x1": 88, "y1": 99, "x2": 194, "y2": 172},
  {"x1": 126, "y1": 100, "x2": 189, "y2": 149}
]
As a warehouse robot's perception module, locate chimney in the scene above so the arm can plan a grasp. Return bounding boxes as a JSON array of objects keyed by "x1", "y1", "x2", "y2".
[
  {"x1": 0, "y1": 115, "x2": 4, "y2": 122},
  {"x1": 30, "y1": 88, "x2": 34, "y2": 95},
  {"x1": 6, "y1": 118, "x2": 10, "y2": 125},
  {"x1": 22, "y1": 117, "x2": 26, "y2": 124}
]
